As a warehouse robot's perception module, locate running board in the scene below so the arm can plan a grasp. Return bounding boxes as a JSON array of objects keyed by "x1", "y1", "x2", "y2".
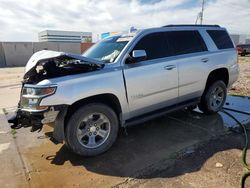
[{"x1": 125, "y1": 98, "x2": 200, "y2": 127}]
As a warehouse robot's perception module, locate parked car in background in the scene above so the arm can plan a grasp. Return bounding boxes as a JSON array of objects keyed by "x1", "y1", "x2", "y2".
[{"x1": 237, "y1": 44, "x2": 250, "y2": 56}]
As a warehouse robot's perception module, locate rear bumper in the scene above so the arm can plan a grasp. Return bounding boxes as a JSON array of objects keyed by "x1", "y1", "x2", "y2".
[{"x1": 228, "y1": 63, "x2": 240, "y2": 89}]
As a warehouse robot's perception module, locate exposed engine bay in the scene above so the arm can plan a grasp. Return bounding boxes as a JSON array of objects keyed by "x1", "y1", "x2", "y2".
[{"x1": 23, "y1": 50, "x2": 105, "y2": 84}]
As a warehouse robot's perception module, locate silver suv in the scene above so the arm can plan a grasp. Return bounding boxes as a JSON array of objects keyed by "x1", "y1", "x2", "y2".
[{"x1": 9, "y1": 25, "x2": 239, "y2": 156}]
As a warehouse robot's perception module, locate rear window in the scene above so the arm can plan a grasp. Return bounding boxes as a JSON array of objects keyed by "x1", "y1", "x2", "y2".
[
  {"x1": 207, "y1": 30, "x2": 234, "y2": 49},
  {"x1": 166, "y1": 31, "x2": 207, "y2": 56}
]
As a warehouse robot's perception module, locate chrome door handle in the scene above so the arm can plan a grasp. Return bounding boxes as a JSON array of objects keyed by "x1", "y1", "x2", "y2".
[
  {"x1": 164, "y1": 65, "x2": 176, "y2": 70},
  {"x1": 201, "y1": 58, "x2": 209, "y2": 63}
]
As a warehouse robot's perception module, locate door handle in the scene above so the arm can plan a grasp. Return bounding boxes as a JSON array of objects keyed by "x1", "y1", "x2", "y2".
[
  {"x1": 164, "y1": 65, "x2": 176, "y2": 70},
  {"x1": 201, "y1": 58, "x2": 209, "y2": 63}
]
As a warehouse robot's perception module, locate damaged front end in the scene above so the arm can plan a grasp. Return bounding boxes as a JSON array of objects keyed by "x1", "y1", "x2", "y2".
[
  {"x1": 23, "y1": 50, "x2": 104, "y2": 84},
  {"x1": 9, "y1": 84, "x2": 59, "y2": 132},
  {"x1": 8, "y1": 50, "x2": 104, "y2": 141}
]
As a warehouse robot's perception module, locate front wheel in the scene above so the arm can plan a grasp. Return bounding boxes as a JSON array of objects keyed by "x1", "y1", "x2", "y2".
[
  {"x1": 65, "y1": 103, "x2": 119, "y2": 156},
  {"x1": 198, "y1": 80, "x2": 227, "y2": 114}
]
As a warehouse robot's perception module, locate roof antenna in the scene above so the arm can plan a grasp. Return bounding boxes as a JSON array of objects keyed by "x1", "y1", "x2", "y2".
[{"x1": 195, "y1": 0, "x2": 205, "y2": 25}]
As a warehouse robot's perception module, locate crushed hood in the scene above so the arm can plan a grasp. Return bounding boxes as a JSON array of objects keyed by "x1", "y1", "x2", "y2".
[
  {"x1": 23, "y1": 50, "x2": 105, "y2": 84},
  {"x1": 25, "y1": 50, "x2": 104, "y2": 73}
]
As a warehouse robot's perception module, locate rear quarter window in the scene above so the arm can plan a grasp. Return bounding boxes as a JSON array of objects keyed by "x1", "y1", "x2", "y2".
[{"x1": 207, "y1": 30, "x2": 234, "y2": 49}]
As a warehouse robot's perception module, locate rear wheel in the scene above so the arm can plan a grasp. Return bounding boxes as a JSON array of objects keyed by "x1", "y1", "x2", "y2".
[
  {"x1": 199, "y1": 80, "x2": 227, "y2": 114},
  {"x1": 65, "y1": 103, "x2": 119, "y2": 156}
]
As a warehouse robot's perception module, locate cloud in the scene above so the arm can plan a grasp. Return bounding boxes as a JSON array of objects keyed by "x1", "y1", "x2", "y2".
[{"x1": 0, "y1": 0, "x2": 250, "y2": 41}]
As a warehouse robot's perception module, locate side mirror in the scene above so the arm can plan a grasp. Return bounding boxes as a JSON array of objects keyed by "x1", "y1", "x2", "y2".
[{"x1": 132, "y1": 50, "x2": 147, "y2": 62}]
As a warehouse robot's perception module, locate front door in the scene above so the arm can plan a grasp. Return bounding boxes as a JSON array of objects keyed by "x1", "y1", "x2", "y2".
[{"x1": 123, "y1": 32, "x2": 178, "y2": 118}]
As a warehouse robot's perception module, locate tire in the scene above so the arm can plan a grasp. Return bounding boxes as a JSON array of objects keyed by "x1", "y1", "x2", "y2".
[
  {"x1": 198, "y1": 80, "x2": 227, "y2": 114},
  {"x1": 65, "y1": 103, "x2": 119, "y2": 156},
  {"x1": 241, "y1": 51, "x2": 246, "y2": 56}
]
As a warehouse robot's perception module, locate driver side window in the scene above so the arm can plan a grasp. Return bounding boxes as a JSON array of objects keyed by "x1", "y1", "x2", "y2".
[{"x1": 131, "y1": 32, "x2": 171, "y2": 61}]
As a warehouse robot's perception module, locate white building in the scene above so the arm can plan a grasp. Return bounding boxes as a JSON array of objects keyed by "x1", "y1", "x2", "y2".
[{"x1": 38, "y1": 30, "x2": 92, "y2": 43}]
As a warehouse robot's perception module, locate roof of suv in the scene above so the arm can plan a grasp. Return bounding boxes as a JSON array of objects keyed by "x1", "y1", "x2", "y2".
[
  {"x1": 163, "y1": 24, "x2": 221, "y2": 28},
  {"x1": 108, "y1": 24, "x2": 224, "y2": 41},
  {"x1": 133, "y1": 24, "x2": 225, "y2": 38},
  {"x1": 137, "y1": 24, "x2": 224, "y2": 33}
]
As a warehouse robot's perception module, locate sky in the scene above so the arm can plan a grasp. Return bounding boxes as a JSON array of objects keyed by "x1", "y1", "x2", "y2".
[{"x1": 0, "y1": 0, "x2": 250, "y2": 42}]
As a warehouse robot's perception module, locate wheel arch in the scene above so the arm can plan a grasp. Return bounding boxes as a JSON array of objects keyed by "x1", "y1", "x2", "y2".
[
  {"x1": 204, "y1": 68, "x2": 229, "y2": 92},
  {"x1": 65, "y1": 93, "x2": 123, "y2": 127}
]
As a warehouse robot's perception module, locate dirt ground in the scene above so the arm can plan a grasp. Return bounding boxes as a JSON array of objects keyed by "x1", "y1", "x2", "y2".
[
  {"x1": 229, "y1": 56, "x2": 250, "y2": 96},
  {"x1": 0, "y1": 67, "x2": 24, "y2": 110},
  {"x1": 3, "y1": 107, "x2": 250, "y2": 188},
  {"x1": 118, "y1": 134, "x2": 250, "y2": 188},
  {"x1": 0, "y1": 57, "x2": 250, "y2": 188}
]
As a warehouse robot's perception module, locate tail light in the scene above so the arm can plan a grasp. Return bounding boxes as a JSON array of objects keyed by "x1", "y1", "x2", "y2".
[{"x1": 236, "y1": 48, "x2": 239, "y2": 63}]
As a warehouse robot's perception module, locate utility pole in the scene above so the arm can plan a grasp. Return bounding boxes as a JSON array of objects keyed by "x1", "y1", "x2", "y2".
[{"x1": 200, "y1": 0, "x2": 205, "y2": 24}]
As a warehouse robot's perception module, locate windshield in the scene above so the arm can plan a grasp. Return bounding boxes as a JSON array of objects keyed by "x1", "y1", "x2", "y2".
[{"x1": 82, "y1": 36, "x2": 131, "y2": 63}]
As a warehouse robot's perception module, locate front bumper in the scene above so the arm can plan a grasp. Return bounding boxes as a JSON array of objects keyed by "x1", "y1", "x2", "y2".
[
  {"x1": 8, "y1": 105, "x2": 65, "y2": 132},
  {"x1": 8, "y1": 109, "x2": 45, "y2": 132}
]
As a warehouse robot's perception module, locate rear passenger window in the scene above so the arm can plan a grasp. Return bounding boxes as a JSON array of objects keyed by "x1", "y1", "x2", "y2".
[
  {"x1": 207, "y1": 30, "x2": 234, "y2": 49},
  {"x1": 166, "y1": 31, "x2": 207, "y2": 56},
  {"x1": 133, "y1": 32, "x2": 171, "y2": 60}
]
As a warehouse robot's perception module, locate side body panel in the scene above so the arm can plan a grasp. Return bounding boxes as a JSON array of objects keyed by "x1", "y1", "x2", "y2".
[
  {"x1": 123, "y1": 58, "x2": 178, "y2": 118},
  {"x1": 200, "y1": 28, "x2": 239, "y2": 89},
  {"x1": 176, "y1": 52, "x2": 210, "y2": 102},
  {"x1": 177, "y1": 28, "x2": 238, "y2": 102}
]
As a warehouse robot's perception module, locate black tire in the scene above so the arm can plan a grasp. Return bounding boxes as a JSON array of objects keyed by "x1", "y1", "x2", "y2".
[
  {"x1": 241, "y1": 51, "x2": 246, "y2": 56},
  {"x1": 198, "y1": 80, "x2": 227, "y2": 114},
  {"x1": 65, "y1": 103, "x2": 119, "y2": 156}
]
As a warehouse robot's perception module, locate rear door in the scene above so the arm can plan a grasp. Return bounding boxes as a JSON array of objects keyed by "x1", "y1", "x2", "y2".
[
  {"x1": 167, "y1": 30, "x2": 209, "y2": 102},
  {"x1": 123, "y1": 32, "x2": 178, "y2": 118}
]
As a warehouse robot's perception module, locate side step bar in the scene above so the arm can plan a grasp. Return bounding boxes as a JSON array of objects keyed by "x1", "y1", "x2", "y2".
[{"x1": 125, "y1": 98, "x2": 200, "y2": 127}]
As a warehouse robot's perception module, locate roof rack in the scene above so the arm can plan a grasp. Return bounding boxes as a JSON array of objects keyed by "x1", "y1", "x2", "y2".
[{"x1": 163, "y1": 24, "x2": 220, "y2": 28}]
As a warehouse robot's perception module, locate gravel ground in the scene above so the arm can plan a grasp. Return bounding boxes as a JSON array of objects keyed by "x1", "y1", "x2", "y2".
[{"x1": 229, "y1": 56, "x2": 250, "y2": 97}]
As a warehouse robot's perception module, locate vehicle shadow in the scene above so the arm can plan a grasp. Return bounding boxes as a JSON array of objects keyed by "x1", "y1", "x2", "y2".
[{"x1": 46, "y1": 108, "x2": 248, "y2": 179}]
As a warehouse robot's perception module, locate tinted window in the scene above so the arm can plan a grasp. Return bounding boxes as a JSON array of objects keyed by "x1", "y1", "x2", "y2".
[
  {"x1": 167, "y1": 31, "x2": 207, "y2": 56},
  {"x1": 132, "y1": 32, "x2": 171, "y2": 60},
  {"x1": 207, "y1": 30, "x2": 234, "y2": 49}
]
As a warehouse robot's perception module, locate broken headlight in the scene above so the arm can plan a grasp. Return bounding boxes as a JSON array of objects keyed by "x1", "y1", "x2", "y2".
[{"x1": 20, "y1": 85, "x2": 57, "y2": 111}]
